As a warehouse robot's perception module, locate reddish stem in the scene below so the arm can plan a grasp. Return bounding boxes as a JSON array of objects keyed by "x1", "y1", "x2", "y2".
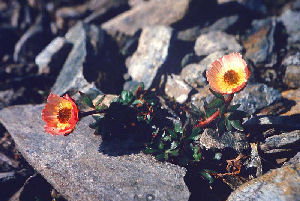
[{"x1": 194, "y1": 93, "x2": 234, "y2": 128}]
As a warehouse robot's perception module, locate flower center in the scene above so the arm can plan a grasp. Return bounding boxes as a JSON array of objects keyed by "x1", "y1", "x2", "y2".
[
  {"x1": 223, "y1": 70, "x2": 239, "y2": 85},
  {"x1": 58, "y1": 108, "x2": 72, "y2": 123}
]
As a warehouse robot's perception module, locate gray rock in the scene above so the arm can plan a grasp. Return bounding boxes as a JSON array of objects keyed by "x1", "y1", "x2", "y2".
[
  {"x1": 165, "y1": 74, "x2": 192, "y2": 104},
  {"x1": 127, "y1": 26, "x2": 173, "y2": 90},
  {"x1": 238, "y1": 0, "x2": 267, "y2": 14},
  {"x1": 198, "y1": 50, "x2": 228, "y2": 68},
  {"x1": 0, "y1": 88, "x2": 24, "y2": 110},
  {"x1": 180, "y1": 63, "x2": 207, "y2": 88},
  {"x1": 232, "y1": 83, "x2": 281, "y2": 114},
  {"x1": 0, "y1": 152, "x2": 19, "y2": 172},
  {"x1": 242, "y1": 17, "x2": 277, "y2": 66},
  {"x1": 192, "y1": 83, "x2": 281, "y2": 115},
  {"x1": 194, "y1": 31, "x2": 242, "y2": 56},
  {"x1": 199, "y1": 128, "x2": 249, "y2": 153},
  {"x1": 102, "y1": 0, "x2": 190, "y2": 36},
  {"x1": 227, "y1": 163, "x2": 300, "y2": 201},
  {"x1": 284, "y1": 152, "x2": 300, "y2": 166},
  {"x1": 282, "y1": 52, "x2": 300, "y2": 66},
  {"x1": 0, "y1": 105, "x2": 190, "y2": 201},
  {"x1": 35, "y1": 37, "x2": 72, "y2": 74},
  {"x1": 181, "y1": 53, "x2": 201, "y2": 68},
  {"x1": 280, "y1": 9, "x2": 300, "y2": 44},
  {"x1": 284, "y1": 65, "x2": 300, "y2": 88},
  {"x1": 244, "y1": 143, "x2": 262, "y2": 177},
  {"x1": 245, "y1": 115, "x2": 300, "y2": 130},
  {"x1": 260, "y1": 130, "x2": 300, "y2": 154},
  {"x1": 177, "y1": 15, "x2": 239, "y2": 41},
  {"x1": 51, "y1": 22, "x2": 103, "y2": 96}
]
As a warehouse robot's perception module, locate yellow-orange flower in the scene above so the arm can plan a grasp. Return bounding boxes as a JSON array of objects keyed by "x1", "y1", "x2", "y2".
[
  {"x1": 206, "y1": 52, "x2": 251, "y2": 94},
  {"x1": 42, "y1": 93, "x2": 79, "y2": 135}
]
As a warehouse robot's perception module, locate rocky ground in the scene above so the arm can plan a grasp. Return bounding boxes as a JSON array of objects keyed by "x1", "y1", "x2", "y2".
[{"x1": 0, "y1": 0, "x2": 299, "y2": 200}]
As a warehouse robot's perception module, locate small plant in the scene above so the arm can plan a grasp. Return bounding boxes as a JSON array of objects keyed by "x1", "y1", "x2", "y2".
[{"x1": 41, "y1": 52, "x2": 251, "y2": 184}]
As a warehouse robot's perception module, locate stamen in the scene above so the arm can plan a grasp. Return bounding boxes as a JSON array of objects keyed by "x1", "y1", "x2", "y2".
[
  {"x1": 223, "y1": 70, "x2": 239, "y2": 85},
  {"x1": 57, "y1": 108, "x2": 72, "y2": 123}
]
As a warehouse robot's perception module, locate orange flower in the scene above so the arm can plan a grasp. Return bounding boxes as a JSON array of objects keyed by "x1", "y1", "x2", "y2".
[
  {"x1": 42, "y1": 93, "x2": 79, "y2": 135},
  {"x1": 206, "y1": 53, "x2": 251, "y2": 94}
]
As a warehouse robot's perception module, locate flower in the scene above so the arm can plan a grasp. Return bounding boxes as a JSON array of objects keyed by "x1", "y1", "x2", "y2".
[
  {"x1": 42, "y1": 93, "x2": 79, "y2": 135},
  {"x1": 206, "y1": 52, "x2": 251, "y2": 94}
]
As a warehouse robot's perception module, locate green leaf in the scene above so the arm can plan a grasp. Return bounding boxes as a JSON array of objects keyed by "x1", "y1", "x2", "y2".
[
  {"x1": 132, "y1": 99, "x2": 144, "y2": 105},
  {"x1": 95, "y1": 105, "x2": 108, "y2": 111},
  {"x1": 89, "y1": 122, "x2": 98, "y2": 129},
  {"x1": 158, "y1": 141, "x2": 164, "y2": 150},
  {"x1": 168, "y1": 129, "x2": 178, "y2": 139},
  {"x1": 178, "y1": 156, "x2": 190, "y2": 166},
  {"x1": 228, "y1": 104, "x2": 241, "y2": 112},
  {"x1": 228, "y1": 110, "x2": 247, "y2": 120},
  {"x1": 230, "y1": 120, "x2": 244, "y2": 131},
  {"x1": 192, "y1": 146, "x2": 202, "y2": 162},
  {"x1": 174, "y1": 122, "x2": 183, "y2": 134},
  {"x1": 213, "y1": 153, "x2": 222, "y2": 160},
  {"x1": 155, "y1": 153, "x2": 165, "y2": 161},
  {"x1": 170, "y1": 141, "x2": 178, "y2": 150},
  {"x1": 137, "y1": 115, "x2": 144, "y2": 122},
  {"x1": 206, "y1": 98, "x2": 224, "y2": 109},
  {"x1": 209, "y1": 88, "x2": 224, "y2": 100},
  {"x1": 167, "y1": 149, "x2": 179, "y2": 157},
  {"x1": 200, "y1": 170, "x2": 214, "y2": 184},
  {"x1": 79, "y1": 91, "x2": 94, "y2": 108},
  {"x1": 225, "y1": 117, "x2": 232, "y2": 131},
  {"x1": 144, "y1": 147, "x2": 158, "y2": 154},
  {"x1": 219, "y1": 104, "x2": 226, "y2": 118},
  {"x1": 187, "y1": 127, "x2": 202, "y2": 140},
  {"x1": 205, "y1": 107, "x2": 218, "y2": 118},
  {"x1": 94, "y1": 95, "x2": 106, "y2": 106},
  {"x1": 218, "y1": 118, "x2": 226, "y2": 134},
  {"x1": 120, "y1": 90, "x2": 134, "y2": 105}
]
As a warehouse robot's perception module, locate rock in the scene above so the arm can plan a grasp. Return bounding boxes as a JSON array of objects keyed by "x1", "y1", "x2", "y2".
[
  {"x1": 238, "y1": 0, "x2": 267, "y2": 14},
  {"x1": 83, "y1": 0, "x2": 129, "y2": 24},
  {"x1": 180, "y1": 63, "x2": 207, "y2": 88},
  {"x1": 102, "y1": 0, "x2": 190, "y2": 36},
  {"x1": 284, "y1": 65, "x2": 300, "y2": 88},
  {"x1": 13, "y1": 15, "x2": 52, "y2": 63},
  {"x1": 192, "y1": 83, "x2": 281, "y2": 115},
  {"x1": 259, "y1": 130, "x2": 300, "y2": 154},
  {"x1": 232, "y1": 83, "x2": 281, "y2": 115},
  {"x1": 181, "y1": 51, "x2": 226, "y2": 88},
  {"x1": 199, "y1": 128, "x2": 250, "y2": 154},
  {"x1": 242, "y1": 17, "x2": 277, "y2": 66},
  {"x1": 128, "y1": 0, "x2": 148, "y2": 7},
  {"x1": 180, "y1": 53, "x2": 201, "y2": 68},
  {"x1": 127, "y1": 26, "x2": 173, "y2": 90},
  {"x1": 244, "y1": 143, "x2": 262, "y2": 177},
  {"x1": 35, "y1": 37, "x2": 72, "y2": 75},
  {"x1": 165, "y1": 74, "x2": 192, "y2": 104},
  {"x1": 0, "y1": 169, "x2": 32, "y2": 200},
  {"x1": 280, "y1": 9, "x2": 300, "y2": 44},
  {"x1": 292, "y1": 0, "x2": 300, "y2": 10},
  {"x1": 227, "y1": 163, "x2": 300, "y2": 201},
  {"x1": 0, "y1": 152, "x2": 19, "y2": 172},
  {"x1": 0, "y1": 88, "x2": 25, "y2": 110},
  {"x1": 177, "y1": 15, "x2": 239, "y2": 41},
  {"x1": 284, "y1": 152, "x2": 300, "y2": 166},
  {"x1": 281, "y1": 88, "x2": 300, "y2": 116},
  {"x1": 194, "y1": 31, "x2": 242, "y2": 57},
  {"x1": 0, "y1": 105, "x2": 190, "y2": 201},
  {"x1": 244, "y1": 115, "x2": 300, "y2": 130},
  {"x1": 51, "y1": 22, "x2": 103, "y2": 96},
  {"x1": 282, "y1": 52, "x2": 300, "y2": 66}
]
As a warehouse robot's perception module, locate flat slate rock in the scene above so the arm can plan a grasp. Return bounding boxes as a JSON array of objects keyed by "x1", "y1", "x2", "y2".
[
  {"x1": 0, "y1": 105, "x2": 190, "y2": 201},
  {"x1": 227, "y1": 163, "x2": 300, "y2": 201}
]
